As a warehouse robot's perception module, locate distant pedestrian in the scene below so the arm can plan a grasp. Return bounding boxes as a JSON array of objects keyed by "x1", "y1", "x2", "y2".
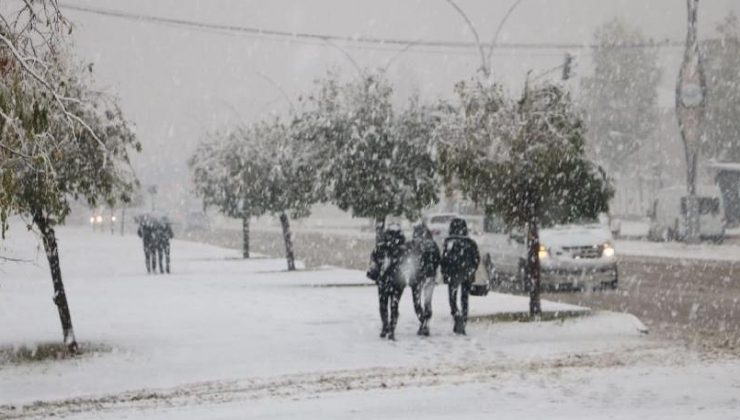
[
  {"x1": 136, "y1": 215, "x2": 157, "y2": 274},
  {"x1": 367, "y1": 224, "x2": 407, "y2": 340},
  {"x1": 407, "y1": 223, "x2": 440, "y2": 336},
  {"x1": 441, "y1": 218, "x2": 480, "y2": 335},
  {"x1": 152, "y1": 216, "x2": 174, "y2": 274}
]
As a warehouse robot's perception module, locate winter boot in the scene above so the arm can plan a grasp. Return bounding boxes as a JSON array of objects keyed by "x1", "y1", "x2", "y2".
[
  {"x1": 417, "y1": 323, "x2": 424, "y2": 336},
  {"x1": 380, "y1": 324, "x2": 389, "y2": 339},
  {"x1": 458, "y1": 320, "x2": 466, "y2": 336},
  {"x1": 453, "y1": 316, "x2": 462, "y2": 334},
  {"x1": 420, "y1": 319, "x2": 430, "y2": 336},
  {"x1": 387, "y1": 329, "x2": 396, "y2": 341}
]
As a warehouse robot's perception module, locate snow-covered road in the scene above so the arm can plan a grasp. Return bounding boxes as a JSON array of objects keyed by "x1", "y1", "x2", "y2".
[{"x1": 1, "y1": 225, "x2": 738, "y2": 419}]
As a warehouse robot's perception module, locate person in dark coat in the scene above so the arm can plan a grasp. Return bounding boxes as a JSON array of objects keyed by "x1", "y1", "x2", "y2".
[
  {"x1": 441, "y1": 218, "x2": 480, "y2": 335},
  {"x1": 367, "y1": 225, "x2": 407, "y2": 340},
  {"x1": 407, "y1": 223, "x2": 440, "y2": 336},
  {"x1": 136, "y1": 215, "x2": 157, "y2": 274},
  {"x1": 152, "y1": 217, "x2": 174, "y2": 274}
]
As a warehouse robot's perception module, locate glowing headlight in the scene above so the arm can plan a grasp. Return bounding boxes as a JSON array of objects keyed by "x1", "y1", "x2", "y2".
[
  {"x1": 90, "y1": 216, "x2": 95, "y2": 224},
  {"x1": 96, "y1": 215, "x2": 103, "y2": 223},
  {"x1": 111, "y1": 216, "x2": 117, "y2": 222},
  {"x1": 538, "y1": 244, "x2": 549, "y2": 259},
  {"x1": 602, "y1": 242, "x2": 616, "y2": 258}
]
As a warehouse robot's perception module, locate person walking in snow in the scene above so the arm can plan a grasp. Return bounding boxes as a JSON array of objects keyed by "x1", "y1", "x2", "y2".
[
  {"x1": 152, "y1": 216, "x2": 174, "y2": 274},
  {"x1": 367, "y1": 224, "x2": 407, "y2": 340},
  {"x1": 407, "y1": 223, "x2": 440, "y2": 336},
  {"x1": 441, "y1": 218, "x2": 480, "y2": 335},
  {"x1": 136, "y1": 215, "x2": 157, "y2": 274}
]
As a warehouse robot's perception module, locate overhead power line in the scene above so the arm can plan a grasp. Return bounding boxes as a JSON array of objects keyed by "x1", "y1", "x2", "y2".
[{"x1": 60, "y1": 3, "x2": 689, "y2": 53}]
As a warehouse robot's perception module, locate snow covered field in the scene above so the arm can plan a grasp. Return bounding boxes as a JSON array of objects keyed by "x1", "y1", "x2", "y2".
[{"x1": 1, "y1": 225, "x2": 739, "y2": 419}]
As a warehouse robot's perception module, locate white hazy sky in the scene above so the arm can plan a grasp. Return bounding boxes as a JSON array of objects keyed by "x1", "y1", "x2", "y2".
[{"x1": 61, "y1": 0, "x2": 740, "y2": 210}]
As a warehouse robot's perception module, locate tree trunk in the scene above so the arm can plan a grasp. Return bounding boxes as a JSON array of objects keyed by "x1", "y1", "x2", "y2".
[
  {"x1": 374, "y1": 216, "x2": 386, "y2": 245},
  {"x1": 34, "y1": 213, "x2": 78, "y2": 354},
  {"x1": 242, "y1": 215, "x2": 250, "y2": 259},
  {"x1": 717, "y1": 172, "x2": 740, "y2": 228},
  {"x1": 526, "y1": 220, "x2": 542, "y2": 317},
  {"x1": 279, "y1": 213, "x2": 296, "y2": 271},
  {"x1": 120, "y1": 207, "x2": 126, "y2": 236}
]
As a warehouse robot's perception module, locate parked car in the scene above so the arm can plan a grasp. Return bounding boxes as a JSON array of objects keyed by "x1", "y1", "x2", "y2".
[
  {"x1": 647, "y1": 185, "x2": 725, "y2": 243},
  {"x1": 184, "y1": 211, "x2": 211, "y2": 233},
  {"x1": 479, "y1": 216, "x2": 619, "y2": 293},
  {"x1": 422, "y1": 212, "x2": 460, "y2": 247}
]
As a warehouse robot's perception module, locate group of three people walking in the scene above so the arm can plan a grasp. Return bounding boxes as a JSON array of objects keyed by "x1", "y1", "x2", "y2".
[{"x1": 367, "y1": 217, "x2": 480, "y2": 340}]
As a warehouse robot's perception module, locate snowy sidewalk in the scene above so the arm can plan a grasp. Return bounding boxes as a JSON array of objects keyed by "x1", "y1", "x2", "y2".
[{"x1": 1, "y1": 226, "x2": 737, "y2": 419}]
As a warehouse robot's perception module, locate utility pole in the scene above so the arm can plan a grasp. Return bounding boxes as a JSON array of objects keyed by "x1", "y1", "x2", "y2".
[
  {"x1": 562, "y1": 53, "x2": 574, "y2": 81},
  {"x1": 676, "y1": 0, "x2": 707, "y2": 243}
]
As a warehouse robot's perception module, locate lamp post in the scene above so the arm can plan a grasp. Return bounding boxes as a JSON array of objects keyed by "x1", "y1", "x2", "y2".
[
  {"x1": 676, "y1": 0, "x2": 707, "y2": 243},
  {"x1": 147, "y1": 185, "x2": 158, "y2": 212}
]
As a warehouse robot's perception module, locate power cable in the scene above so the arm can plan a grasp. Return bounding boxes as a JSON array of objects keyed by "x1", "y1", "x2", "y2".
[{"x1": 60, "y1": 2, "x2": 690, "y2": 53}]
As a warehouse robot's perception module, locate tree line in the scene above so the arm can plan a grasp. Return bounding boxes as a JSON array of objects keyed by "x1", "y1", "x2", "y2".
[{"x1": 189, "y1": 70, "x2": 613, "y2": 316}]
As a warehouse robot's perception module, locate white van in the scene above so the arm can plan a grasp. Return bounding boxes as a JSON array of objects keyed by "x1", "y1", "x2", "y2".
[{"x1": 647, "y1": 185, "x2": 725, "y2": 243}]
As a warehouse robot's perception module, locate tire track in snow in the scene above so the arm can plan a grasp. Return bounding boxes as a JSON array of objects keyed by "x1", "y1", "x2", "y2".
[{"x1": 0, "y1": 345, "x2": 688, "y2": 419}]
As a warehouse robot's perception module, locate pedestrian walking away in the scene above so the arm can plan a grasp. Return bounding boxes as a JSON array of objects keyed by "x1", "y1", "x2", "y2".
[
  {"x1": 441, "y1": 218, "x2": 480, "y2": 335},
  {"x1": 136, "y1": 215, "x2": 156, "y2": 274},
  {"x1": 407, "y1": 223, "x2": 440, "y2": 336},
  {"x1": 367, "y1": 224, "x2": 407, "y2": 341},
  {"x1": 153, "y1": 216, "x2": 174, "y2": 274}
]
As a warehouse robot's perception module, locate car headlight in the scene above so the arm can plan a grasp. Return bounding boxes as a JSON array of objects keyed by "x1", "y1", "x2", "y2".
[
  {"x1": 111, "y1": 216, "x2": 117, "y2": 222},
  {"x1": 90, "y1": 216, "x2": 95, "y2": 224},
  {"x1": 538, "y1": 244, "x2": 549, "y2": 259},
  {"x1": 602, "y1": 242, "x2": 616, "y2": 258},
  {"x1": 96, "y1": 215, "x2": 103, "y2": 223}
]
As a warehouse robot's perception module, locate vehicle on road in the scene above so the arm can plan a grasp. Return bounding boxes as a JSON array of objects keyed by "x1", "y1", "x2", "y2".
[
  {"x1": 184, "y1": 211, "x2": 211, "y2": 233},
  {"x1": 90, "y1": 209, "x2": 116, "y2": 233},
  {"x1": 647, "y1": 185, "x2": 725, "y2": 243},
  {"x1": 478, "y1": 217, "x2": 619, "y2": 293},
  {"x1": 422, "y1": 212, "x2": 460, "y2": 247}
]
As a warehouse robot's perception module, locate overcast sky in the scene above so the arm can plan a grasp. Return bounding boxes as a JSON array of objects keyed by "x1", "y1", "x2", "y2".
[{"x1": 62, "y1": 0, "x2": 740, "y2": 210}]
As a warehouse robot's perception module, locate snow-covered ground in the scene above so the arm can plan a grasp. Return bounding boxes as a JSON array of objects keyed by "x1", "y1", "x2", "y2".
[
  {"x1": 616, "y1": 239, "x2": 740, "y2": 262},
  {"x1": 1, "y1": 225, "x2": 739, "y2": 419}
]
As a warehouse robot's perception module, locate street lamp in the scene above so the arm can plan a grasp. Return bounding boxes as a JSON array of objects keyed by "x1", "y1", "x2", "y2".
[
  {"x1": 676, "y1": 0, "x2": 707, "y2": 243},
  {"x1": 147, "y1": 185, "x2": 158, "y2": 212}
]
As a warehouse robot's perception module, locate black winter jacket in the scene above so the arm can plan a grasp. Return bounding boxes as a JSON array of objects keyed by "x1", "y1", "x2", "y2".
[
  {"x1": 368, "y1": 230, "x2": 407, "y2": 290},
  {"x1": 441, "y1": 235, "x2": 480, "y2": 284}
]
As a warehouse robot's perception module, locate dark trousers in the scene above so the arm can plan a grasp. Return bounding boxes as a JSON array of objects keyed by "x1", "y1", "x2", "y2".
[
  {"x1": 411, "y1": 277, "x2": 435, "y2": 323},
  {"x1": 148, "y1": 247, "x2": 157, "y2": 273},
  {"x1": 164, "y1": 243, "x2": 170, "y2": 273},
  {"x1": 155, "y1": 246, "x2": 164, "y2": 274},
  {"x1": 378, "y1": 282, "x2": 404, "y2": 333},
  {"x1": 143, "y1": 243, "x2": 154, "y2": 273},
  {"x1": 448, "y1": 280, "x2": 471, "y2": 322}
]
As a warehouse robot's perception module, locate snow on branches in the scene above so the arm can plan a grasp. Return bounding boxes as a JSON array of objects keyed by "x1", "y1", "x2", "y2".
[
  {"x1": 436, "y1": 78, "x2": 612, "y2": 228},
  {"x1": 297, "y1": 70, "x2": 439, "y2": 237}
]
